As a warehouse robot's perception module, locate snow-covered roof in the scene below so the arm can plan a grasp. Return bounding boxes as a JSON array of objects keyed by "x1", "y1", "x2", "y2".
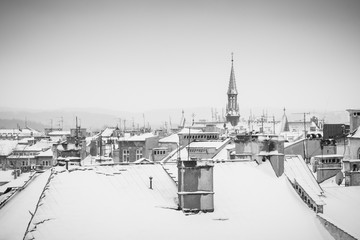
[
  {"x1": 187, "y1": 141, "x2": 225, "y2": 149},
  {"x1": 37, "y1": 148, "x2": 53, "y2": 157},
  {"x1": 320, "y1": 185, "x2": 360, "y2": 239},
  {"x1": 13, "y1": 144, "x2": 44, "y2": 152},
  {"x1": 18, "y1": 137, "x2": 34, "y2": 144},
  {"x1": 119, "y1": 132, "x2": 156, "y2": 141},
  {"x1": 284, "y1": 155, "x2": 324, "y2": 205},
  {"x1": 7, "y1": 162, "x2": 333, "y2": 240},
  {"x1": 0, "y1": 170, "x2": 51, "y2": 240},
  {"x1": 312, "y1": 154, "x2": 344, "y2": 159},
  {"x1": 342, "y1": 159, "x2": 360, "y2": 163},
  {"x1": 0, "y1": 170, "x2": 14, "y2": 183},
  {"x1": 159, "y1": 133, "x2": 179, "y2": 144},
  {"x1": 349, "y1": 126, "x2": 360, "y2": 138},
  {"x1": 0, "y1": 172, "x2": 34, "y2": 192},
  {"x1": 163, "y1": 139, "x2": 238, "y2": 163},
  {"x1": 48, "y1": 130, "x2": 71, "y2": 136},
  {"x1": 133, "y1": 158, "x2": 152, "y2": 164},
  {"x1": 101, "y1": 127, "x2": 116, "y2": 137},
  {"x1": 212, "y1": 143, "x2": 235, "y2": 160},
  {"x1": 0, "y1": 140, "x2": 18, "y2": 156},
  {"x1": 177, "y1": 128, "x2": 202, "y2": 134},
  {"x1": 0, "y1": 129, "x2": 21, "y2": 135}
]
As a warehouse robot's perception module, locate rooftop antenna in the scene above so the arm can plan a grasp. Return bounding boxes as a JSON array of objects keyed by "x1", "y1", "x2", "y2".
[
  {"x1": 187, "y1": 113, "x2": 196, "y2": 161},
  {"x1": 58, "y1": 116, "x2": 63, "y2": 130},
  {"x1": 293, "y1": 112, "x2": 311, "y2": 161},
  {"x1": 75, "y1": 116, "x2": 79, "y2": 147},
  {"x1": 143, "y1": 113, "x2": 145, "y2": 129},
  {"x1": 273, "y1": 115, "x2": 276, "y2": 134}
]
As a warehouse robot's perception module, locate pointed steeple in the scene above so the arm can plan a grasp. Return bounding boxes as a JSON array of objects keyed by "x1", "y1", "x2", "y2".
[
  {"x1": 280, "y1": 107, "x2": 290, "y2": 132},
  {"x1": 227, "y1": 53, "x2": 238, "y2": 95},
  {"x1": 225, "y1": 53, "x2": 240, "y2": 127}
]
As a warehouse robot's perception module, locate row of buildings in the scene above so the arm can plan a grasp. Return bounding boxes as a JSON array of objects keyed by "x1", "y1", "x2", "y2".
[{"x1": 1, "y1": 56, "x2": 360, "y2": 240}]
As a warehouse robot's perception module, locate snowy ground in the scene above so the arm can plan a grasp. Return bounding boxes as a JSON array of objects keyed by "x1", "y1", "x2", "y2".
[{"x1": 16, "y1": 162, "x2": 333, "y2": 240}]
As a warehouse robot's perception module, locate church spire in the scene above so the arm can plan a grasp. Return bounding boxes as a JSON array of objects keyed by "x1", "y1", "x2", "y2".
[
  {"x1": 280, "y1": 107, "x2": 290, "y2": 132},
  {"x1": 227, "y1": 53, "x2": 238, "y2": 95},
  {"x1": 225, "y1": 53, "x2": 240, "y2": 127}
]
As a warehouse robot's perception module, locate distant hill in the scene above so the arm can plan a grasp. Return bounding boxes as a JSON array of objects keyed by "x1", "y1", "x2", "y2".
[
  {"x1": 0, "y1": 107, "x2": 350, "y2": 132},
  {"x1": 0, "y1": 118, "x2": 49, "y2": 131}
]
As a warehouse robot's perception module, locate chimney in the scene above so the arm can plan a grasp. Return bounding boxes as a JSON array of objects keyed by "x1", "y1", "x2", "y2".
[
  {"x1": 258, "y1": 137, "x2": 285, "y2": 177},
  {"x1": 346, "y1": 109, "x2": 360, "y2": 133},
  {"x1": 177, "y1": 159, "x2": 214, "y2": 213}
]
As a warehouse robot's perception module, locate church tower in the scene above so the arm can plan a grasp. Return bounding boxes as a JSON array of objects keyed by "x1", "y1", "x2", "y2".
[{"x1": 226, "y1": 54, "x2": 240, "y2": 126}]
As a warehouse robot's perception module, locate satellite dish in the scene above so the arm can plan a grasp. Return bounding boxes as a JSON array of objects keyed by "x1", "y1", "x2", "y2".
[{"x1": 335, "y1": 172, "x2": 344, "y2": 186}]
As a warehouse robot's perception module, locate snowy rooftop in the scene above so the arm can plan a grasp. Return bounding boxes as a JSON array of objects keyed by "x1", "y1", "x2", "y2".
[
  {"x1": 284, "y1": 155, "x2": 324, "y2": 204},
  {"x1": 48, "y1": 130, "x2": 71, "y2": 136},
  {"x1": 37, "y1": 148, "x2": 53, "y2": 157},
  {"x1": 177, "y1": 128, "x2": 202, "y2": 134},
  {"x1": 0, "y1": 140, "x2": 18, "y2": 156},
  {"x1": 13, "y1": 141, "x2": 52, "y2": 152},
  {"x1": 212, "y1": 142, "x2": 235, "y2": 160},
  {"x1": 119, "y1": 132, "x2": 156, "y2": 141},
  {"x1": 164, "y1": 139, "x2": 230, "y2": 162},
  {"x1": 187, "y1": 140, "x2": 226, "y2": 149},
  {"x1": 320, "y1": 185, "x2": 360, "y2": 239},
  {"x1": 8, "y1": 162, "x2": 333, "y2": 240},
  {"x1": 159, "y1": 133, "x2": 179, "y2": 144},
  {"x1": 101, "y1": 127, "x2": 116, "y2": 137},
  {"x1": 349, "y1": 127, "x2": 360, "y2": 138},
  {"x1": 0, "y1": 129, "x2": 21, "y2": 135}
]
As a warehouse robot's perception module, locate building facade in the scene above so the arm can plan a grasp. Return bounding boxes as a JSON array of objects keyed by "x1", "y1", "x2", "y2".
[{"x1": 118, "y1": 134, "x2": 159, "y2": 163}]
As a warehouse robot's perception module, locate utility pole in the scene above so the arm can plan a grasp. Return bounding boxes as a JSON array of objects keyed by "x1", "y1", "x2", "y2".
[
  {"x1": 261, "y1": 113, "x2": 265, "y2": 134},
  {"x1": 273, "y1": 115, "x2": 276, "y2": 134},
  {"x1": 75, "y1": 116, "x2": 79, "y2": 147},
  {"x1": 293, "y1": 112, "x2": 310, "y2": 161},
  {"x1": 143, "y1": 114, "x2": 145, "y2": 129}
]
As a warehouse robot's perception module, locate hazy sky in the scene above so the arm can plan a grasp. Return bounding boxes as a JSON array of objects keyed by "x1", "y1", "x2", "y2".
[{"x1": 0, "y1": 0, "x2": 359, "y2": 113}]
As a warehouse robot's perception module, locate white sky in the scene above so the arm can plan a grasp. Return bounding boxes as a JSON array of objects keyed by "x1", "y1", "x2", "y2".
[{"x1": 0, "y1": 0, "x2": 359, "y2": 113}]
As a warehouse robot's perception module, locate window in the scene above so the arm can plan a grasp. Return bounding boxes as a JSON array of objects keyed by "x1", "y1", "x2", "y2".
[
  {"x1": 123, "y1": 149, "x2": 130, "y2": 162},
  {"x1": 136, "y1": 149, "x2": 142, "y2": 160}
]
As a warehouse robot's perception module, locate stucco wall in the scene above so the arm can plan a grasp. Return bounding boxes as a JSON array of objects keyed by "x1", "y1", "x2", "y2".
[
  {"x1": 285, "y1": 139, "x2": 336, "y2": 161},
  {"x1": 317, "y1": 168, "x2": 341, "y2": 183}
]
